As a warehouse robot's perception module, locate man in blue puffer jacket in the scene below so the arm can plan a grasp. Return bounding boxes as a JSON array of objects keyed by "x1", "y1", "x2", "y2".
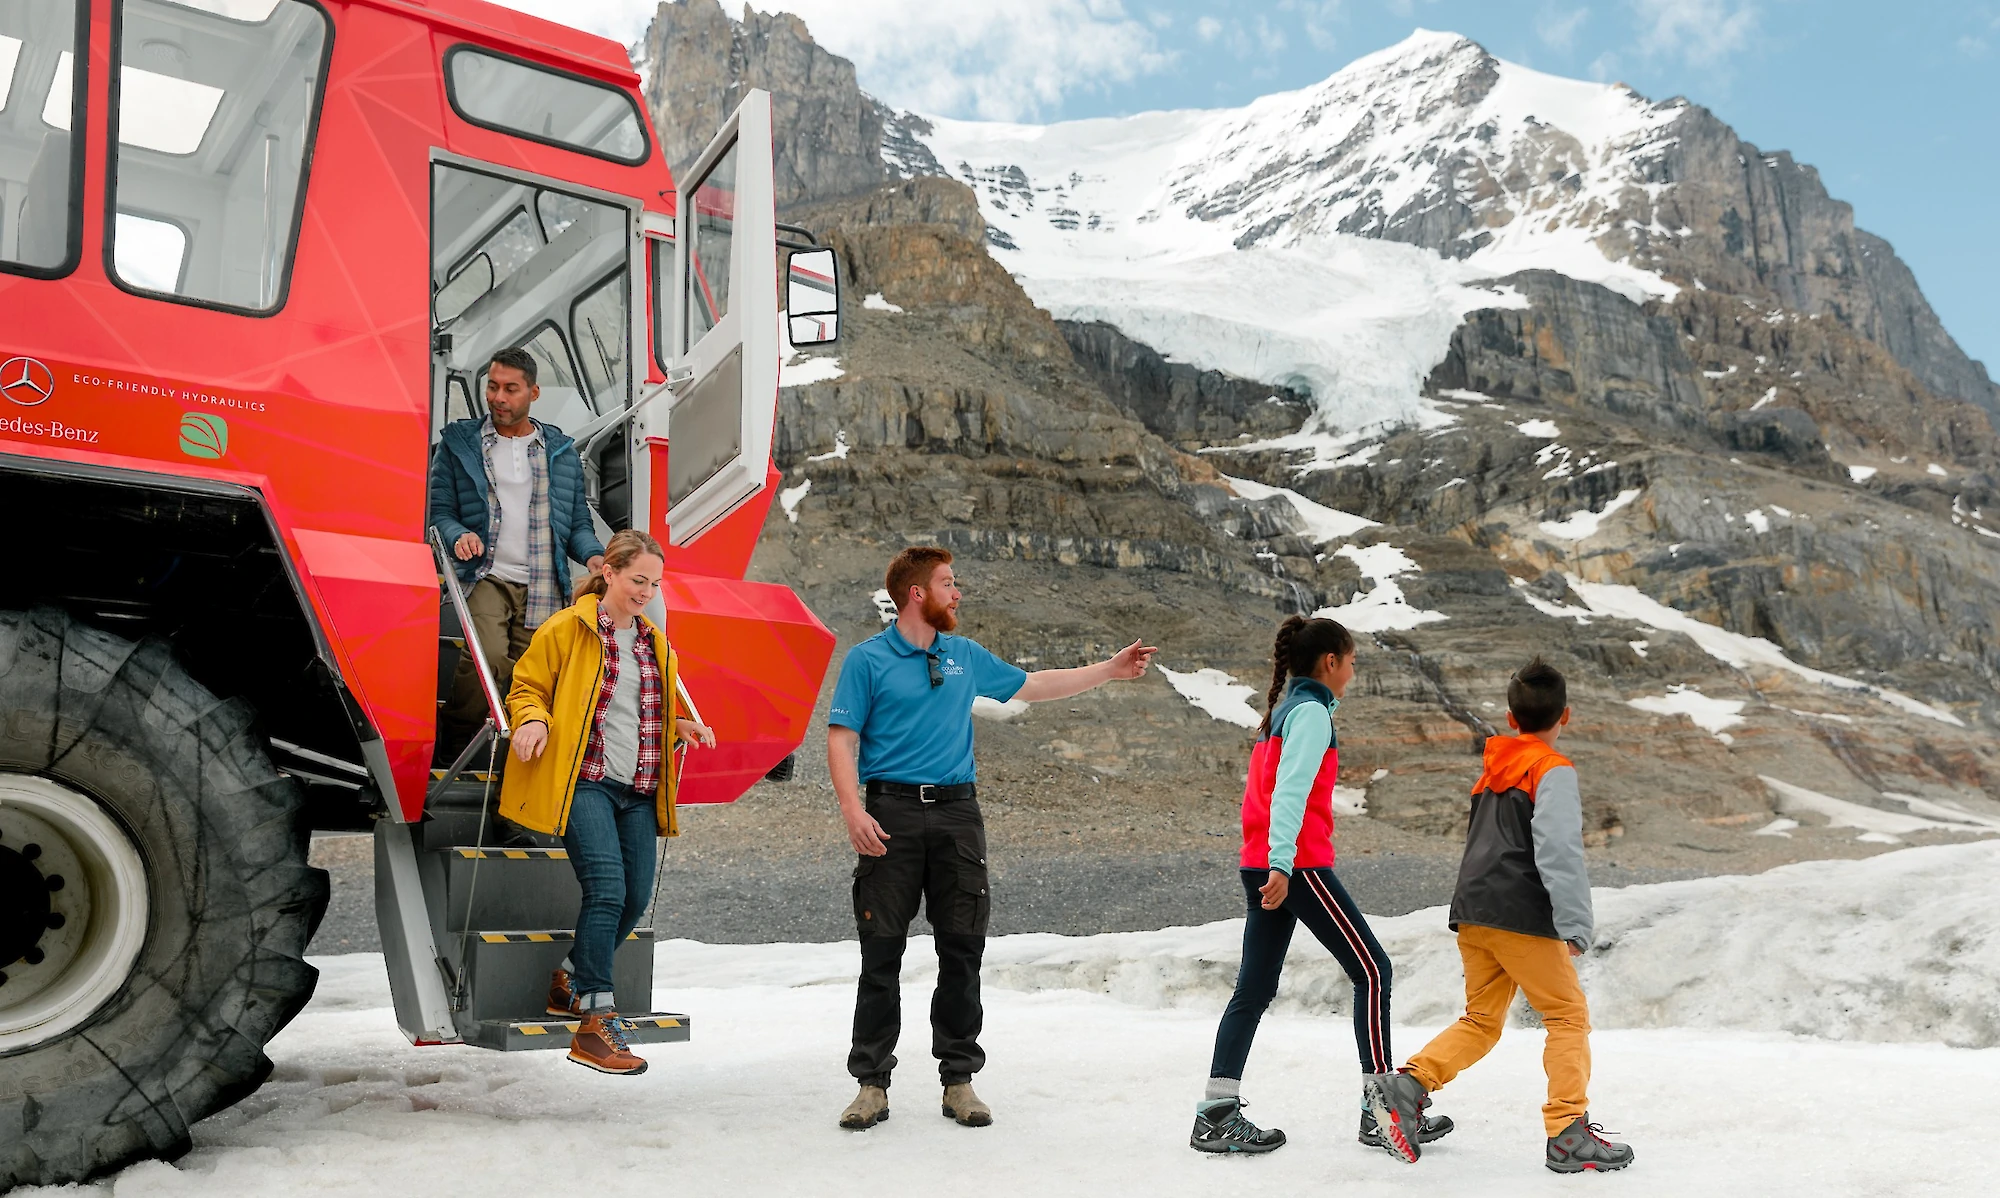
[{"x1": 430, "y1": 347, "x2": 605, "y2": 743}]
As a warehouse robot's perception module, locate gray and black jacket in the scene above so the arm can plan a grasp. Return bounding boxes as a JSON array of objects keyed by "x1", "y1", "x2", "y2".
[{"x1": 1447, "y1": 734, "x2": 1593, "y2": 951}]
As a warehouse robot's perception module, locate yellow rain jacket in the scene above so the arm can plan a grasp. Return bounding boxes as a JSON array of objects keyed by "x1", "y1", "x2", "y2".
[{"x1": 499, "y1": 593, "x2": 682, "y2": 838}]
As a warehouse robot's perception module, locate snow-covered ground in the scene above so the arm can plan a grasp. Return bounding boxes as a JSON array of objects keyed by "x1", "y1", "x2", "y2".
[{"x1": 41, "y1": 844, "x2": 2000, "y2": 1196}]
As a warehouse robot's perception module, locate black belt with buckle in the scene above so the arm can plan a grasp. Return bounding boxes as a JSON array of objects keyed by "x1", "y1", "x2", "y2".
[{"x1": 866, "y1": 781, "x2": 977, "y2": 804}]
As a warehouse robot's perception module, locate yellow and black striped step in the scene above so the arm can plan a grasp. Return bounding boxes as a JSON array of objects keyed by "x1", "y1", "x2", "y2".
[
  {"x1": 430, "y1": 768, "x2": 501, "y2": 783},
  {"x1": 453, "y1": 847, "x2": 569, "y2": 860},
  {"x1": 475, "y1": 930, "x2": 645, "y2": 944},
  {"x1": 467, "y1": 1012, "x2": 691, "y2": 1052}
]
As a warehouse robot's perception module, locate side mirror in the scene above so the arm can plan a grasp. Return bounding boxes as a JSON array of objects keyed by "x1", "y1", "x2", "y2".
[
  {"x1": 786, "y1": 247, "x2": 840, "y2": 346},
  {"x1": 434, "y1": 251, "x2": 493, "y2": 326}
]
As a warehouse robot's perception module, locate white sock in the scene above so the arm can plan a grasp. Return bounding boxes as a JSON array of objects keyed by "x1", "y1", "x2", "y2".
[{"x1": 1203, "y1": 1077, "x2": 1240, "y2": 1102}]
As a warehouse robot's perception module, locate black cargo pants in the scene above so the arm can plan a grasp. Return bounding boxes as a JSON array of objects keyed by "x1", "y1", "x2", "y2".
[{"x1": 847, "y1": 791, "x2": 991, "y2": 1088}]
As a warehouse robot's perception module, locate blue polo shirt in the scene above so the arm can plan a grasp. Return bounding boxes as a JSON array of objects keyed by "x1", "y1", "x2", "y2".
[{"x1": 827, "y1": 625, "x2": 1028, "y2": 785}]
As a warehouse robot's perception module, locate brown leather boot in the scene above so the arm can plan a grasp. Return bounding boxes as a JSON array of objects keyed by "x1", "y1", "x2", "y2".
[
  {"x1": 546, "y1": 968, "x2": 577, "y2": 1017},
  {"x1": 839, "y1": 1084, "x2": 890, "y2": 1129},
  {"x1": 941, "y1": 1082, "x2": 991, "y2": 1126},
  {"x1": 568, "y1": 1012, "x2": 648, "y2": 1075}
]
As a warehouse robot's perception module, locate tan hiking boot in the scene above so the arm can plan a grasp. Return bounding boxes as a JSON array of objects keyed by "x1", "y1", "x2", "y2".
[
  {"x1": 941, "y1": 1082, "x2": 992, "y2": 1127},
  {"x1": 839, "y1": 1084, "x2": 890, "y2": 1129},
  {"x1": 568, "y1": 1012, "x2": 648, "y2": 1075},
  {"x1": 546, "y1": 968, "x2": 577, "y2": 1017}
]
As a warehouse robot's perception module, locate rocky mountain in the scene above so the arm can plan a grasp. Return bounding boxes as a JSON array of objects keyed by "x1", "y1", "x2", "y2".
[
  {"x1": 634, "y1": 8, "x2": 2000, "y2": 863},
  {"x1": 636, "y1": 0, "x2": 893, "y2": 205}
]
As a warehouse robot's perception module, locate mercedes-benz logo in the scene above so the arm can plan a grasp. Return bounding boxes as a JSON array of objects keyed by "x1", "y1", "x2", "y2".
[{"x1": 1, "y1": 356, "x2": 54, "y2": 407}]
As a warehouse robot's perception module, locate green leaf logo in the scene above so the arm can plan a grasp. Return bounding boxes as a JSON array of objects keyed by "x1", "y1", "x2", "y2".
[{"x1": 178, "y1": 412, "x2": 228, "y2": 459}]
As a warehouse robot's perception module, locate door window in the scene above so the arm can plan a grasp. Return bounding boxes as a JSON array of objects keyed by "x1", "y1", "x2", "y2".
[
  {"x1": 105, "y1": 0, "x2": 330, "y2": 313},
  {"x1": 684, "y1": 140, "x2": 736, "y2": 351},
  {"x1": 0, "y1": 0, "x2": 85, "y2": 276}
]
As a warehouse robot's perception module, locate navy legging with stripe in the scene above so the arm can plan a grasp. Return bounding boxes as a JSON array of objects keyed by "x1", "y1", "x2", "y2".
[{"x1": 1210, "y1": 867, "x2": 1394, "y2": 1079}]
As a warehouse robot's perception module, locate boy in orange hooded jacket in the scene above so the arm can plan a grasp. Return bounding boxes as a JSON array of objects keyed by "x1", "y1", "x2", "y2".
[{"x1": 1374, "y1": 658, "x2": 1636, "y2": 1174}]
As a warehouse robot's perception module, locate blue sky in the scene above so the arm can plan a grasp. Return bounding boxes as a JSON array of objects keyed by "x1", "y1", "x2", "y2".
[{"x1": 519, "y1": 1, "x2": 1998, "y2": 377}]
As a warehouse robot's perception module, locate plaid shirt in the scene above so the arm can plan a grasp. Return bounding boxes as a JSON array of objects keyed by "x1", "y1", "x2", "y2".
[
  {"x1": 578, "y1": 610, "x2": 665, "y2": 794},
  {"x1": 478, "y1": 418, "x2": 562, "y2": 630}
]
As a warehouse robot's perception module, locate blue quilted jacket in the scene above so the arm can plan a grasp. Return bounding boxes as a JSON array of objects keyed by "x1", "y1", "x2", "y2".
[{"x1": 427, "y1": 418, "x2": 604, "y2": 588}]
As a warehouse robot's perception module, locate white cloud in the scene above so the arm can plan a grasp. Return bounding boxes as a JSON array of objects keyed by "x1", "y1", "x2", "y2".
[
  {"x1": 1537, "y1": 6, "x2": 1590, "y2": 52},
  {"x1": 1279, "y1": 0, "x2": 1342, "y2": 53},
  {"x1": 756, "y1": 0, "x2": 1173, "y2": 120},
  {"x1": 489, "y1": 0, "x2": 1171, "y2": 122},
  {"x1": 1195, "y1": 15, "x2": 1223, "y2": 42},
  {"x1": 1959, "y1": 34, "x2": 1990, "y2": 58},
  {"x1": 1629, "y1": 0, "x2": 1760, "y2": 66},
  {"x1": 487, "y1": 0, "x2": 656, "y2": 44}
]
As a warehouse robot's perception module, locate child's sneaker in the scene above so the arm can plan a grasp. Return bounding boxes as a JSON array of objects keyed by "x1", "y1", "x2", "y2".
[
  {"x1": 1189, "y1": 1097, "x2": 1286, "y2": 1154},
  {"x1": 1545, "y1": 1116, "x2": 1634, "y2": 1173},
  {"x1": 1363, "y1": 1072, "x2": 1426, "y2": 1162},
  {"x1": 1360, "y1": 1108, "x2": 1454, "y2": 1149}
]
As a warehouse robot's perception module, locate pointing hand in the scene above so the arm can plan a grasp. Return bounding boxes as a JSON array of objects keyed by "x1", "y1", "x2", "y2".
[{"x1": 1108, "y1": 639, "x2": 1159, "y2": 680}]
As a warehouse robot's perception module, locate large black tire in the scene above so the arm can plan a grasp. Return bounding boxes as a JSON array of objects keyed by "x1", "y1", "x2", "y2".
[{"x1": 0, "y1": 608, "x2": 328, "y2": 1187}]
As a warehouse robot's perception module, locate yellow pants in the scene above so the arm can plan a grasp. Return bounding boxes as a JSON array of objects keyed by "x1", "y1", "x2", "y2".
[{"x1": 1404, "y1": 924, "x2": 1592, "y2": 1137}]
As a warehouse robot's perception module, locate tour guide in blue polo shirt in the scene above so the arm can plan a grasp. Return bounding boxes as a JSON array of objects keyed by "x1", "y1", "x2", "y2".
[{"x1": 829, "y1": 546, "x2": 1157, "y2": 1131}]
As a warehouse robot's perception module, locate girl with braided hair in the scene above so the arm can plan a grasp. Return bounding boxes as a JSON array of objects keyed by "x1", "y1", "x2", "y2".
[{"x1": 1188, "y1": 616, "x2": 1450, "y2": 1163}]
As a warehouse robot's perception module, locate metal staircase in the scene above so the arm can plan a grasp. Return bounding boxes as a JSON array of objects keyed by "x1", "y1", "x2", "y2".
[{"x1": 422, "y1": 532, "x2": 688, "y2": 1052}]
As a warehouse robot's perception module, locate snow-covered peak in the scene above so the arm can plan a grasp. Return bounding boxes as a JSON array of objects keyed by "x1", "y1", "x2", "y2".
[
  {"x1": 921, "y1": 30, "x2": 1683, "y2": 301},
  {"x1": 905, "y1": 31, "x2": 1693, "y2": 441}
]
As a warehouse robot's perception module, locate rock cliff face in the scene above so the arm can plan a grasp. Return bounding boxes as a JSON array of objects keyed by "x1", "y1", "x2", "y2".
[
  {"x1": 1059, "y1": 320, "x2": 1312, "y2": 450},
  {"x1": 637, "y1": 0, "x2": 891, "y2": 206}
]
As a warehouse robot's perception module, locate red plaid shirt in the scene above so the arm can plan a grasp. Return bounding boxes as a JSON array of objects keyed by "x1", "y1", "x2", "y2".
[{"x1": 578, "y1": 611, "x2": 665, "y2": 794}]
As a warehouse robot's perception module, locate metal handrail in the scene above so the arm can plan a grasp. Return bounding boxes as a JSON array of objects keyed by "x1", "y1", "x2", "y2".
[
  {"x1": 673, "y1": 674, "x2": 705, "y2": 729},
  {"x1": 430, "y1": 526, "x2": 510, "y2": 737}
]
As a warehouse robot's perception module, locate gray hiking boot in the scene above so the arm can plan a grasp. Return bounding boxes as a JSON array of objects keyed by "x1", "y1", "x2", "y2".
[
  {"x1": 1546, "y1": 1116, "x2": 1634, "y2": 1173},
  {"x1": 1189, "y1": 1097, "x2": 1286, "y2": 1154},
  {"x1": 1363, "y1": 1071, "x2": 1427, "y2": 1163},
  {"x1": 839, "y1": 1084, "x2": 890, "y2": 1129},
  {"x1": 941, "y1": 1081, "x2": 992, "y2": 1126},
  {"x1": 1361, "y1": 1107, "x2": 1454, "y2": 1149}
]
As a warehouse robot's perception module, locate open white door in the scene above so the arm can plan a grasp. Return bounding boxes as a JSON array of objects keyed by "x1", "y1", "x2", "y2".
[{"x1": 663, "y1": 89, "x2": 779, "y2": 547}]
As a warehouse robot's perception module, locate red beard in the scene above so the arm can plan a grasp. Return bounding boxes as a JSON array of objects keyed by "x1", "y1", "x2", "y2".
[{"x1": 921, "y1": 591, "x2": 958, "y2": 633}]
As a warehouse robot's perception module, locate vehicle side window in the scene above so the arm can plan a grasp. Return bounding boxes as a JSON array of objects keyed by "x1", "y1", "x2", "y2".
[
  {"x1": 106, "y1": 0, "x2": 330, "y2": 315},
  {"x1": 445, "y1": 46, "x2": 646, "y2": 166},
  {"x1": 0, "y1": 0, "x2": 86, "y2": 277},
  {"x1": 444, "y1": 376, "x2": 473, "y2": 424},
  {"x1": 571, "y1": 269, "x2": 628, "y2": 411},
  {"x1": 648, "y1": 235, "x2": 671, "y2": 375}
]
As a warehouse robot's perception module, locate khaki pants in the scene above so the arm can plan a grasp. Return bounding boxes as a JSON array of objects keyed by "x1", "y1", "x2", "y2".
[
  {"x1": 445, "y1": 577, "x2": 532, "y2": 732},
  {"x1": 1403, "y1": 923, "x2": 1592, "y2": 1137}
]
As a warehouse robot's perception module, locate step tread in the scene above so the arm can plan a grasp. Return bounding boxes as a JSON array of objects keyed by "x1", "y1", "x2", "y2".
[
  {"x1": 471, "y1": 929, "x2": 650, "y2": 943},
  {"x1": 507, "y1": 1013, "x2": 686, "y2": 1035},
  {"x1": 448, "y1": 846, "x2": 569, "y2": 859},
  {"x1": 463, "y1": 1011, "x2": 692, "y2": 1052}
]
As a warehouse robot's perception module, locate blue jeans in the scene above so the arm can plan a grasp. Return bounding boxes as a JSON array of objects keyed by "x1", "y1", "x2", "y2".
[{"x1": 560, "y1": 779, "x2": 659, "y2": 1008}]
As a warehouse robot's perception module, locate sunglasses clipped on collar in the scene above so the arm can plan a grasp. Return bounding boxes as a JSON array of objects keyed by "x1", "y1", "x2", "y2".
[{"x1": 925, "y1": 650, "x2": 943, "y2": 688}]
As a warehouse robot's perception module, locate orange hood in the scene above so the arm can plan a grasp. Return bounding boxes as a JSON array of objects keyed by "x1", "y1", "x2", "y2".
[{"x1": 1472, "y1": 734, "x2": 1569, "y2": 798}]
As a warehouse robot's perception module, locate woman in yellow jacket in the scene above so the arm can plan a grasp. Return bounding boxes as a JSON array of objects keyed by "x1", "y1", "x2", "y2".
[{"x1": 501, "y1": 528, "x2": 713, "y2": 1076}]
